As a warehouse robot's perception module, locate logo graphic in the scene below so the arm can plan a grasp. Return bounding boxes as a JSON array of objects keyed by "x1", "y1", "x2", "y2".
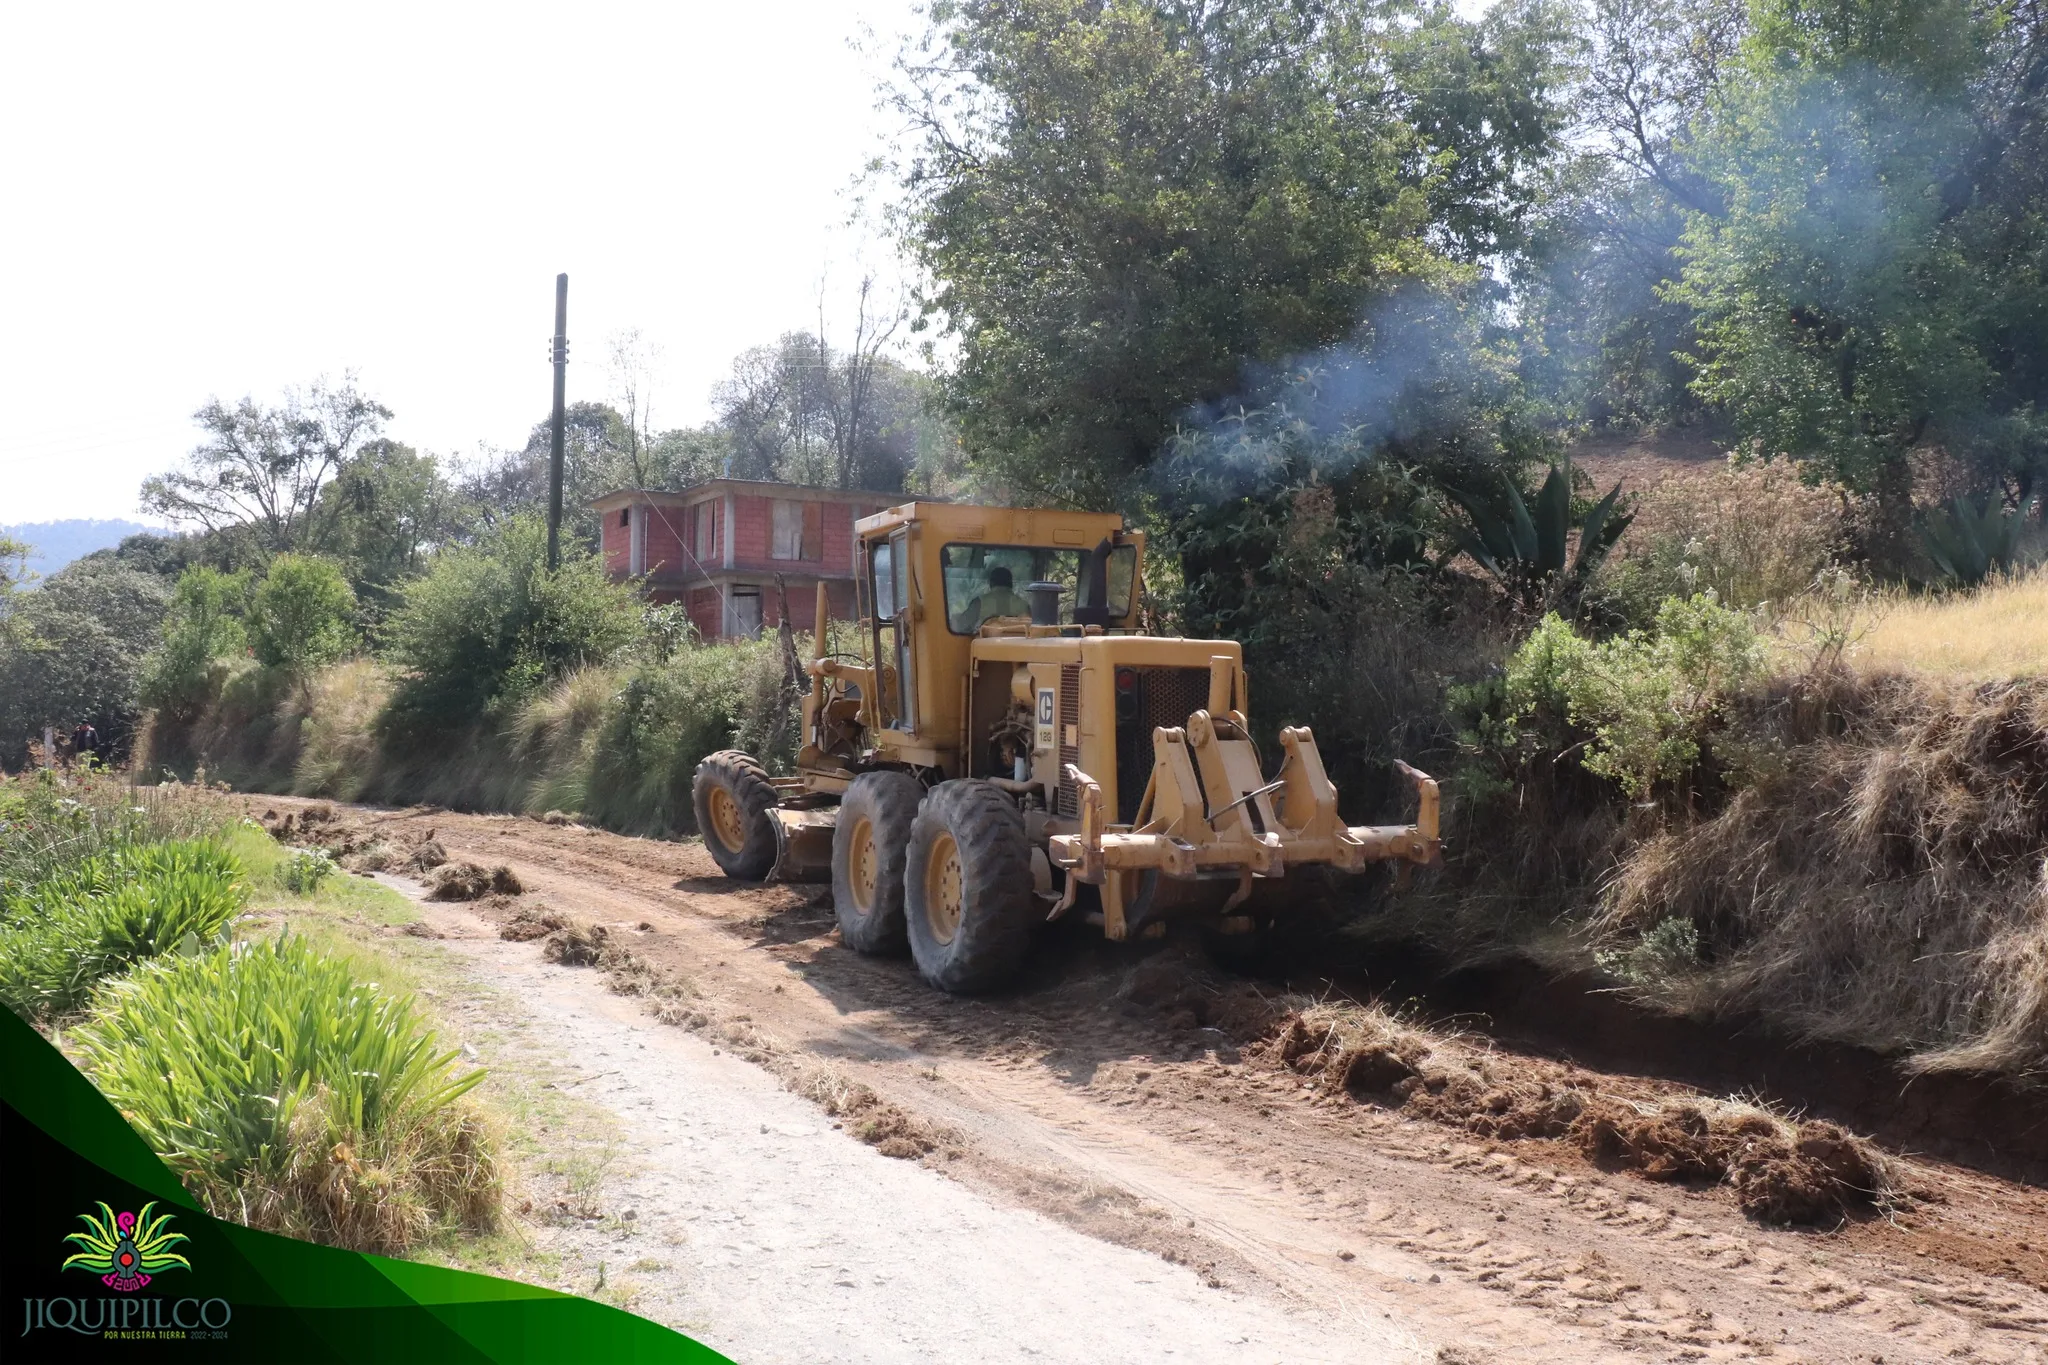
[{"x1": 61, "y1": 1202, "x2": 190, "y2": 1292}]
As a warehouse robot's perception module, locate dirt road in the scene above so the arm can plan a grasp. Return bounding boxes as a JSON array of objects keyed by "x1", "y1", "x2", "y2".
[{"x1": 280, "y1": 799, "x2": 2048, "y2": 1363}]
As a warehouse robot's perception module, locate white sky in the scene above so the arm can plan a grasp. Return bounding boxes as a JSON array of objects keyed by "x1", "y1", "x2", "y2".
[{"x1": 0, "y1": 2, "x2": 925, "y2": 526}]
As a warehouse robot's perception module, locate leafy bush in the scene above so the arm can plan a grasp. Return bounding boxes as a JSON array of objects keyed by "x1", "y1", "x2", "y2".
[
  {"x1": 140, "y1": 566, "x2": 250, "y2": 722},
  {"x1": 250, "y1": 554, "x2": 357, "y2": 674},
  {"x1": 73, "y1": 933, "x2": 494, "y2": 1252},
  {"x1": 378, "y1": 515, "x2": 638, "y2": 744},
  {"x1": 513, "y1": 635, "x2": 791, "y2": 836},
  {"x1": 1467, "y1": 594, "x2": 1769, "y2": 800},
  {"x1": 0, "y1": 840, "x2": 245, "y2": 1019},
  {"x1": 278, "y1": 848, "x2": 337, "y2": 894}
]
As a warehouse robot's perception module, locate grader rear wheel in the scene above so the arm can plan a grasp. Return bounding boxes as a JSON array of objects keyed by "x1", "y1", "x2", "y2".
[
  {"x1": 905, "y1": 780, "x2": 1035, "y2": 993},
  {"x1": 831, "y1": 770, "x2": 922, "y2": 955},
  {"x1": 691, "y1": 750, "x2": 779, "y2": 880}
]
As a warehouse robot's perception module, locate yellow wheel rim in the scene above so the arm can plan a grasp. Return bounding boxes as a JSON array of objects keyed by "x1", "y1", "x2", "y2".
[
  {"x1": 924, "y1": 832, "x2": 963, "y2": 945},
  {"x1": 707, "y1": 785, "x2": 748, "y2": 853},
  {"x1": 848, "y1": 816, "x2": 879, "y2": 914}
]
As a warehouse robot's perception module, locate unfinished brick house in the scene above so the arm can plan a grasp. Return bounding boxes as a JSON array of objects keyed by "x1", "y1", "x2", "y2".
[{"x1": 591, "y1": 480, "x2": 903, "y2": 639}]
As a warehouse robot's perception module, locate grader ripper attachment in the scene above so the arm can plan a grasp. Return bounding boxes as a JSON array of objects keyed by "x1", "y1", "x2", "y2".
[{"x1": 691, "y1": 500, "x2": 1438, "y2": 994}]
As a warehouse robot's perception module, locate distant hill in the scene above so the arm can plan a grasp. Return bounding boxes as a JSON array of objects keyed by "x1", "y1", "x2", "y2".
[{"x1": 2, "y1": 519, "x2": 160, "y2": 579}]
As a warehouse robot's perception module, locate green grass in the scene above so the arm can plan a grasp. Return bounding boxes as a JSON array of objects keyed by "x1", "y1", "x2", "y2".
[
  {"x1": 72, "y1": 933, "x2": 494, "y2": 1254},
  {"x1": 0, "y1": 840, "x2": 247, "y2": 1020}
]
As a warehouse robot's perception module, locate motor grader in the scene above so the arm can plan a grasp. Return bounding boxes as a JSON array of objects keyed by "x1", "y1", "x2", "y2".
[{"x1": 691, "y1": 500, "x2": 1439, "y2": 993}]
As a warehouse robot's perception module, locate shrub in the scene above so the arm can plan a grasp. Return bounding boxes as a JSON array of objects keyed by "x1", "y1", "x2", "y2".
[
  {"x1": 250, "y1": 555, "x2": 356, "y2": 674},
  {"x1": 512, "y1": 635, "x2": 790, "y2": 836},
  {"x1": 73, "y1": 934, "x2": 494, "y2": 1252},
  {"x1": 141, "y1": 566, "x2": 250, "y2": 723},
  {"x1": 1590, "y1": 459, "x2": 1849, "y2": 626},
  {"x1": 278, "y1": 849, "x2": 337, "y2": 894},
  {"x1": 0, "y1": 840, "x2": 245, "y2": 1020},
  {"x1": 378, "y1": 516, "x2": 638, "y2": 745},
  {"x1": 1465, "y1": 594, "x2": 1769, "y2": 802}
]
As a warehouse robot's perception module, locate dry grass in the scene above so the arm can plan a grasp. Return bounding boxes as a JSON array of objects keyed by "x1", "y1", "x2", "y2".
[
  {"x1": 1605, "y1": 670, "x2": 2048, "y2": 1076},
  {"x1": 1610, "y1": 458, "x2": 1850, "y2": 611},
  {"x1": 1838, "y1": 569, "x2": 2048, "y2": 678}
]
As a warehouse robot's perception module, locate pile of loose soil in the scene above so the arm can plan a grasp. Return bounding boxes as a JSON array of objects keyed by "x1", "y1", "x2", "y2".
[
  {"x1": 426, "y1": 862, "x2": 523, "y2": 901},
  {"x1": 1263, "y1": 998, "x2": 1899, "y2": 1225},
  {"x1": 260, "y1": 806, "x2": 447, "y2": 875}
]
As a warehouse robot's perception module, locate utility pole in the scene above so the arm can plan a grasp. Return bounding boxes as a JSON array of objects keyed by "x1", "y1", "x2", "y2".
[{"x1": 547, "y1": 272, "x2": 569, "y2": 571}]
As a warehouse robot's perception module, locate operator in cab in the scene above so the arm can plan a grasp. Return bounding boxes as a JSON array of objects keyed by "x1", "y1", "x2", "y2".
[{"x1": 953, "y1": 564, "x2": 1031, "y2": 631}]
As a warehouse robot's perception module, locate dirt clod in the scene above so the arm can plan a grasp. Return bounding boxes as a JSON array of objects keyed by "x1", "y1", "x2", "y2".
[{"x1": 426, "y1": 862, "x2": 522, "y2": 901}]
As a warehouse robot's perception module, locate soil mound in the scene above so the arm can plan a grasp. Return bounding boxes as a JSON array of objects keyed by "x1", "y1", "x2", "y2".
[{"x1": 426, "y1": 862, "x2": 523, "y2": 901}]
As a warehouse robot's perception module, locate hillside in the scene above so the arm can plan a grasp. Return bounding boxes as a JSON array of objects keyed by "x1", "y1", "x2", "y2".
[{"x1": 2, "y1": 518, "x2": 157, "y2": 578}]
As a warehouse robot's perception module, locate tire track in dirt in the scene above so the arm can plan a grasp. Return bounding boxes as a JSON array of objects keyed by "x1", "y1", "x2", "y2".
[{"x1": 270, "y1": 798, "x2": 2048, "y2": 1363}]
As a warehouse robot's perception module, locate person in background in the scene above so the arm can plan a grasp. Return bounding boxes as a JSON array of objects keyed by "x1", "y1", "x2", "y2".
[{"x1": 70, "y1": 720, "x2": 99, "y2": 766}]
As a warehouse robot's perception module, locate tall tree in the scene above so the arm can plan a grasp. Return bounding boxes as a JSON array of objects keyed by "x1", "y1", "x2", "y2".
[
  {"x1": 141, "y1": 378, "x2": 392, "y2": 560},
  {"x1": 891, "y1": 0, "x2": 1574, "y2": 507},
  {"x1": 1670, "y1": 0, "x2": 2036, "y2": 564}
]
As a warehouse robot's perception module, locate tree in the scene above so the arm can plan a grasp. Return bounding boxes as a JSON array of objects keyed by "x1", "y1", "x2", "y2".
[
  {"x1": 141, "y1": 378, "x2": 392, "y2": 561},
  {"x1": 140, "y1": 566, "x2": 250, "y2": 722},
  {"x1": 248, "y1": 555, "x2": 356, "y2": 675},
  {"x1": 0, "y1": 536, "x2": 31, "y2": 649},
  {"x1": 316, "y1": 439, "x2": 454, "y2": 617},
  {"x1": 0, "y1": 558, "x2": 172, "y2": 760},
  {"x1": 1669, "y1": 0, "x2": 2026, "y2": 565},
  {"x1": 890, "y1": 0, "x2": 1574, "y2": 507}
]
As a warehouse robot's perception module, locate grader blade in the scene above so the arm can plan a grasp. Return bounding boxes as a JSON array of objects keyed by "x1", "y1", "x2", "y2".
[{"x1": 767, "y1": 806, "x2": 836, "y2": 883}]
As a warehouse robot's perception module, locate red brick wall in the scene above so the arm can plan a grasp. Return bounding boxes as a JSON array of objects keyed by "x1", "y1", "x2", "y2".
[
  {"x1": 760, "y1": 579, "x2": 857, "y2": 631},
  {"x1": 688, "y1": 587, "x2": 720, "y2": 640},
  {"x1": 643, "y1": 504, "x2": 686, "y2": 575}
]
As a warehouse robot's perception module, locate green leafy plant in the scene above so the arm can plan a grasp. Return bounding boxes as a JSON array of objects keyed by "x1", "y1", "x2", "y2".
[
  {"x1": 1919, "y1": 494, "x2": 2036, "y2": 587},
  {"x1": 0, "y1": 840, "x2": 245, "y2": 1020},
  {"x1": 1449, "y1": 463, "x2": 1632, "y2": 608},
  {"x1": 278, "y1": 848, "x2": 337, "y2": 894},
  {"x1": 73, "y1": 933, "x2": 494, "y2": 1252},
  {"x1": 1477, "y1": 594, "x2": 1768, "y2": 800}
]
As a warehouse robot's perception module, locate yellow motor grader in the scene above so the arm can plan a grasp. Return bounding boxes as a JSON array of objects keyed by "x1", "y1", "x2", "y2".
[{"x1": 692, "y1": 500, "x2": 1439, "y2": 993}]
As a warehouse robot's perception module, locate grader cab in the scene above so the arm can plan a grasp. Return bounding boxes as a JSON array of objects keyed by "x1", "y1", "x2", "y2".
[{"x1": 691, "y1": 501, "x2": 1438, "y2": 993}]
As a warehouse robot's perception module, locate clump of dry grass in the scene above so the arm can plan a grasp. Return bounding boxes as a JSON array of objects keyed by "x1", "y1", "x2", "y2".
[
  {"x1": 1263, "y1": 998, "x2": 1899, "y2": 1224},
  {"x1": 425, "y1": 862, "x2": 522, "y2": 901},
  {"x1": 1605, "y1": 670, "x2": 2048, "y2": 1075},
  {"x1": 1836, "y1": 569, "x2": 2048, "y2": 678},
  {"x1": 788, "y1": 1062, "x2": 941, "y2": 1159}
]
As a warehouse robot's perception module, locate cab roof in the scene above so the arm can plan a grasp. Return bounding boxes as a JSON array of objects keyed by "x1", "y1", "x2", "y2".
[{"x1": 854, "y1": 501, "x2": 1127, "y2": 547}]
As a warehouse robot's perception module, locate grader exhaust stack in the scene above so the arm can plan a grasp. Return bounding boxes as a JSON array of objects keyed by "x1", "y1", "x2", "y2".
[{"x1": 693, "y1": 500, "x2": 1439, "y2": 994}]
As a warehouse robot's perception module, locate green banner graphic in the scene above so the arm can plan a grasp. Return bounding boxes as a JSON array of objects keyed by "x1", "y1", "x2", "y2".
[{"x1": 1, "y1": 1006, "x2": 730, "y2": 1363}]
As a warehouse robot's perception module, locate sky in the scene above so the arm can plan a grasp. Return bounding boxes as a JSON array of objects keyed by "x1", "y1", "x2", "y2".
[{"x1": 0, "y1": 2, "x2": 925, "y2": 527}]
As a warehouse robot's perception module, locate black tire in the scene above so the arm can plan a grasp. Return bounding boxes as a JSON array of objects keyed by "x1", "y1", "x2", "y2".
[
  {"x1": 904, "y1": 780, "x2": 1036, "y2": 993},
  {"x1": 692, "y1": 750, "x2": 779, "y2": 880},
  {"x1": 831, "y1": 770, "x2": 924, "y2": 955}
]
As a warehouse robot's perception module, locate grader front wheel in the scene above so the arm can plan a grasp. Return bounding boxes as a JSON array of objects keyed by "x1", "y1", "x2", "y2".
[
  {"x1": 692, "y1": 750, "x2": 779, "y2": 880},
  {"x1": 904, "y1": 780, "x2": 1035, "y2": 994}
]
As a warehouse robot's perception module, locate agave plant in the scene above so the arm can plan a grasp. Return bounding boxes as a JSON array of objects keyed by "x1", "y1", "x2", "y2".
[
  {"x1": 1448, "y1": 462, "x2": 1633, "y2": 608},
  {"x1": 1920, "y1": 493, "x2": 2037, "y2": 587}
]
